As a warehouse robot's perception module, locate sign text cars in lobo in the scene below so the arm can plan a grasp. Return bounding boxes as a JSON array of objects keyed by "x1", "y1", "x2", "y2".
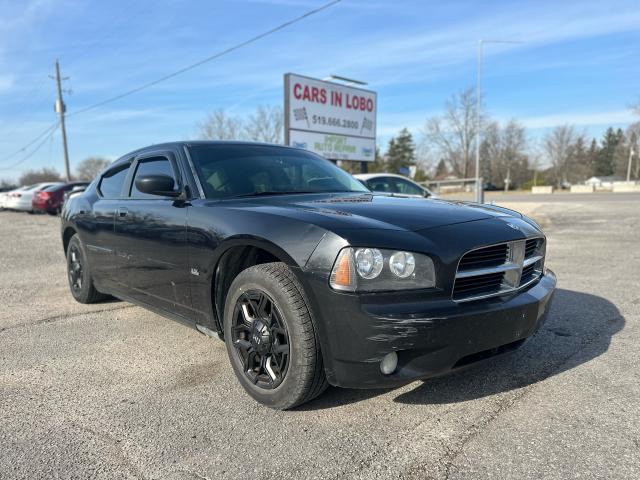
[{"x1": 284, "y1": 73, "x2": 377, "y2": 162}]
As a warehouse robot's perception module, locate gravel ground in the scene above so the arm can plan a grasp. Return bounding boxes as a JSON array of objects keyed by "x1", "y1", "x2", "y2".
[{"x1": 1, "y1": 196, "x2": 638, "y2": 480}]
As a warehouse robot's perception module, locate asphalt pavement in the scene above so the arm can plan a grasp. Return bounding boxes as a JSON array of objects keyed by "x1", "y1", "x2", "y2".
[{"x1": 1, "y1": 194, "x2": 638, "y2": 479}]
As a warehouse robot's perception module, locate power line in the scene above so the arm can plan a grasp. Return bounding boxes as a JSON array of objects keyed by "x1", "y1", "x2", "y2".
[
  {"x1": 0, "y1": 0, "x2": 342, "y2": 171},
  {"x1": 68, "y1": 0, "x2": 342, "y2": 118},
  {"x1": 0, "y1": 124, "x2": 59, "y2": 171},
  {"x1": 1, "y1": 122, "x2": 59, "y2": 164}
]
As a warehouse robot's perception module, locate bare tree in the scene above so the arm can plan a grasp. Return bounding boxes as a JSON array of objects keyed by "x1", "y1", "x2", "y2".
[
  {"x1": 0, "y1": 178, "x2": 17, "y2": 190},
  {"x1": 481, "y1": 120, "x2": 528, "y2": 190},
  {"x1": 75, "y1": 156, "x2": 111, "y2": 181},
  {"x1": 543, "y1": 125, "x2": 586, "y2": 186},
  {"x1": 244, "y1": 105, "x2": 283, "y2": 144},
  {"x1": 19, "y1": 168, "x2": 62, "y2": 186},
  {"x1": 197, "y1": 109, "x2": 243, "y2": 140},
  {"x1": 422, "y1": 88, "x2": 483, "y2": 178}
]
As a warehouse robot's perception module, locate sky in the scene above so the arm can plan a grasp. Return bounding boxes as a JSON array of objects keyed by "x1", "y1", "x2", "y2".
[{"x1": 0, "y1": 0, "x2": 639, "y2": 180}]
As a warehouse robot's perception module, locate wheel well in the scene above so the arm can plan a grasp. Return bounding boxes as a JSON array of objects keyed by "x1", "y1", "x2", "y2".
[
  {"x1": 213, "y1": 245, "x2": 281, "y2": 335},
  {"x1": 62, "y1": 227, "x2": 77, "y2": 254}
]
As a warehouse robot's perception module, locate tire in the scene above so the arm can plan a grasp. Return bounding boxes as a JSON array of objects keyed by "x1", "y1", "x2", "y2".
[
  {"x1": 66, "y1": 234, "x2": 108, "y2": 304},
  {"x1": 223, "y1": 262, "x2": 328, "y2": 410}
]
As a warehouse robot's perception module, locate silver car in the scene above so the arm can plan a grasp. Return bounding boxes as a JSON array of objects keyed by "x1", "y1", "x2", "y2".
[{"x1": 354, "y1": 173, "x2": 438, "y2": 199}]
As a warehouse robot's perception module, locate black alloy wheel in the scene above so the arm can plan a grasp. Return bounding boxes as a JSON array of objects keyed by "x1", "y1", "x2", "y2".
[
  {"x1": 230, "y1": 290, "x2": 290, "y2": 389},
  {"x1": 223, "y1": 262, "x2": 328, "y2": 409},
  {"x1": 66, "y1": 234, "x2": 108, "y2": 304},
  {"x1": 68, "y1": 244, "x2": 84, "y2": 293}
]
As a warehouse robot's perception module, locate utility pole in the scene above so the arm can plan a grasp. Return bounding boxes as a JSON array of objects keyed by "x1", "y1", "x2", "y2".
[
  {"x1": 475, "y1": 39, "x2": 524, "y2": 203},
  {"x1": 475, "y1": 40, "x2": 483, "y2": 204},
  {"x1": 53, "y1": 60, "x2": 71, "y2": 181},
  {"x1": 626, "y1": 147, "x2": 634, "y2": 182}
]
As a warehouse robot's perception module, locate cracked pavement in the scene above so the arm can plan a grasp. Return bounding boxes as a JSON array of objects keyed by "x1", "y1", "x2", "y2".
[{"x1": 1, "y1": 194, "x2": 639, "y2": 479}]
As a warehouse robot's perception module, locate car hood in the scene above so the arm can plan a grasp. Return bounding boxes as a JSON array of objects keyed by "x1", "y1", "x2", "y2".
[{"x1": 224, "y1": 193, "x2": 517, "y2": 232}]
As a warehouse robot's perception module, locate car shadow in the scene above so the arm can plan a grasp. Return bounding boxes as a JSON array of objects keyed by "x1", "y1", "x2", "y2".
[{"x1": 298, "y1": 288, "x2": 624, "y2": 410}]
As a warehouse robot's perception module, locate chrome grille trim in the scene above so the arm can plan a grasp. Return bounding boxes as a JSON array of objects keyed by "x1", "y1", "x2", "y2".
[
  {"x1": 523, "y1": 255, "x2": 543, "y2": 268},
  {"x1": 453, "y1": 236, "x2": 545, "y2": 302}
]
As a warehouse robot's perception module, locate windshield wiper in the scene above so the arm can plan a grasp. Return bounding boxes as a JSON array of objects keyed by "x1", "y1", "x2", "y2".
[
  {"x1": 229, "y1": 190, "x2": 367, "y2": 199},
  {"x1": 229, "y1": 191, "x2": 317, "y2": 198}
]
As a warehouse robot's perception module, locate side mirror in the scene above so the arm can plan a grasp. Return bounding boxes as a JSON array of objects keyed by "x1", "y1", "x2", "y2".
[{"x1": 135, "y1": 174, "x2": 180, "y2": 197}]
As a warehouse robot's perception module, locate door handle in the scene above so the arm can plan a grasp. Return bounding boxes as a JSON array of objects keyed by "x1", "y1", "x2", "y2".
[{"x1": 118, "y1": 207, "x2": 128, "y2": 217}]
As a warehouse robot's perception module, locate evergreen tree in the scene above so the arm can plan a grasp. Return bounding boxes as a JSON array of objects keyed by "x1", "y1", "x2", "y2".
[
  {"x1": 595, "y1": 127, "x2": 619, "y2": 176},
  {"x1": 385, "y1": 128, "x2": 416, "y2": 173},
  {"x1": 434, "y1": 159, "x2": 448, "y2": 179}
]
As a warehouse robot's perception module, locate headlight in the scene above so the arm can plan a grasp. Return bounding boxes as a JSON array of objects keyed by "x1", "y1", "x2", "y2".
[
  {"x1": 354, "y1": 248, "x2": 384, "y2": 279},
  {"x1": 330, "y1": 247, "x2": 435, "y2": 292},
  {"x1": 389, "y1": 251, "x2": 415, "y2": 278}
]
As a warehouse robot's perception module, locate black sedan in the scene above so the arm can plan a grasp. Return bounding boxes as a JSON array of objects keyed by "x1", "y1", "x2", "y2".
[{"x1": 61, "y1": 141, "x2": 556, "y2": 409}]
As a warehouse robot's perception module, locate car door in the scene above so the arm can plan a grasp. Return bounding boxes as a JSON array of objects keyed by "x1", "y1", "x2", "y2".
[
  {"x1": 84, "y1": 161, "x2": 132, "y2": 291},
  {"x1": 115, "y1": 150, "x2": 191, "y2": 317}
]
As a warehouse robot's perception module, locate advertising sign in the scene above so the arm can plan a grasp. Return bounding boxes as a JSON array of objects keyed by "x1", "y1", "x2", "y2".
[{"x1": 284, "y1": 73, "x2": 376, "y2": 162}]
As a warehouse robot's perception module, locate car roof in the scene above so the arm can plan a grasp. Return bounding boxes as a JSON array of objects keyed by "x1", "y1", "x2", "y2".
[
  {"x1": 108, "y1": 141, "x2": 309, "y2": 169},
  {"x1": 23, "y1": 182, "x2": 60, "y2": 190},
  {"x1": 354, "y1": 173, "x2": 418, "y2": 182},
  {"x1": 43, "y1": 182, "x2": 87, "y2": 192}
]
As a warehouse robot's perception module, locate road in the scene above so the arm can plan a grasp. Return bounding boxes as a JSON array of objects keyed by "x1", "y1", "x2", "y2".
[
  {"x1": 1, "y1": 195, "x2": 639, "y2": 479},
  {"x1": 440, "y1": 190, "x2": 640, "y2": 203}
]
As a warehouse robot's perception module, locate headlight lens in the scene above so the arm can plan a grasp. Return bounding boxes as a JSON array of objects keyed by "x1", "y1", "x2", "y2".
[
  {"x1": 354, "y1": 248, "x2": 384, "y2": 279},
  {"x1": 389, "y1": 251, "x2": 415, "y2": 278},
  {"x1": 330, "y1": 248, "x2": 435, "y2": 292}
]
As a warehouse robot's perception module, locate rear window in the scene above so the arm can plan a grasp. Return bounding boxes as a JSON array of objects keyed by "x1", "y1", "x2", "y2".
[{"x1": 99, "y1": 164, "x2": 131, "y2": 198}]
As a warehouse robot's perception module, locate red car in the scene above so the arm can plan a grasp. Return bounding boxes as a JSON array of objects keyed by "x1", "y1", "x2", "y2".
[{"x1": 32, "y1": 182, "x2": 89, "y2": 215}]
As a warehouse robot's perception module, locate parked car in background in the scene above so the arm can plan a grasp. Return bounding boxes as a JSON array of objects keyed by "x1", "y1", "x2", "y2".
[
  {"x1": 5, "y1": 182, "x2": 63, "y2": 213},
  {"x1": 3, "y1": 185, "x2": 32, "y2": 210},
  {"x1": 0, "y1": 186, "x2": 18, "y2": 210},
  {"x1": 33, "y1": 182, "x2": 90, "y2": 215},
  {"x1": 63, "y1": 184, "x2": 89, "y2": 206},
  {"x1": 354, "y1": 173, "x2": 438, "y2": 199}
]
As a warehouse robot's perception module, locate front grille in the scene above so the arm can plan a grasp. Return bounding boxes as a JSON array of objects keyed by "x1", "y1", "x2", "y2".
[
  {"x1": 453, "y1": 272, "x2": 506, "y2": 299},
  {"x1": 525, "y1": 238, "x2": 541, "y2": 258},
  {"x1": 458, "y1": 243, "x2": 508, "y2": 271},
  {"x1": 453, "y1": 237, "x2": 545, "y2": 302},
  {"x1": 520, "y1": 264, "x2": 537, "y2": 285}
]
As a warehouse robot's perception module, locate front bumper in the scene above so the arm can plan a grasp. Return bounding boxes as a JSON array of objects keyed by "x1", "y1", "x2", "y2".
[{"x1": 309, "y1": 270, "x2": 556, "y2": 389}]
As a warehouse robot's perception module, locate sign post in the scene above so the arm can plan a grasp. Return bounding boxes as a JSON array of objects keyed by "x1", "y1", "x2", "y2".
[{"x1": 284, "y1": 73, "x2": 376, "y2": 171}]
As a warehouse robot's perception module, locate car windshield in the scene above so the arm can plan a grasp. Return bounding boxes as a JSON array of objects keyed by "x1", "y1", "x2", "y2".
[{"x1": 188, "y1": 144, "x2": 369, "y2": 199}]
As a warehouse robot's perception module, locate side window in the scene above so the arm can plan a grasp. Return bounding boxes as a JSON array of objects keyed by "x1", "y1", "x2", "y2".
[
  {"x1": 393, "y1": 178, "x2": 424, "y2": 196},
  {"x1": 130, "y1": 157, "x2": 178, "y2": 199},
  {"x1": 368, "y1": 177, "x2": 394, "y2": 193},
  {"x1": 99, "y1": 164, "x2": 131, "y2": 198}
]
